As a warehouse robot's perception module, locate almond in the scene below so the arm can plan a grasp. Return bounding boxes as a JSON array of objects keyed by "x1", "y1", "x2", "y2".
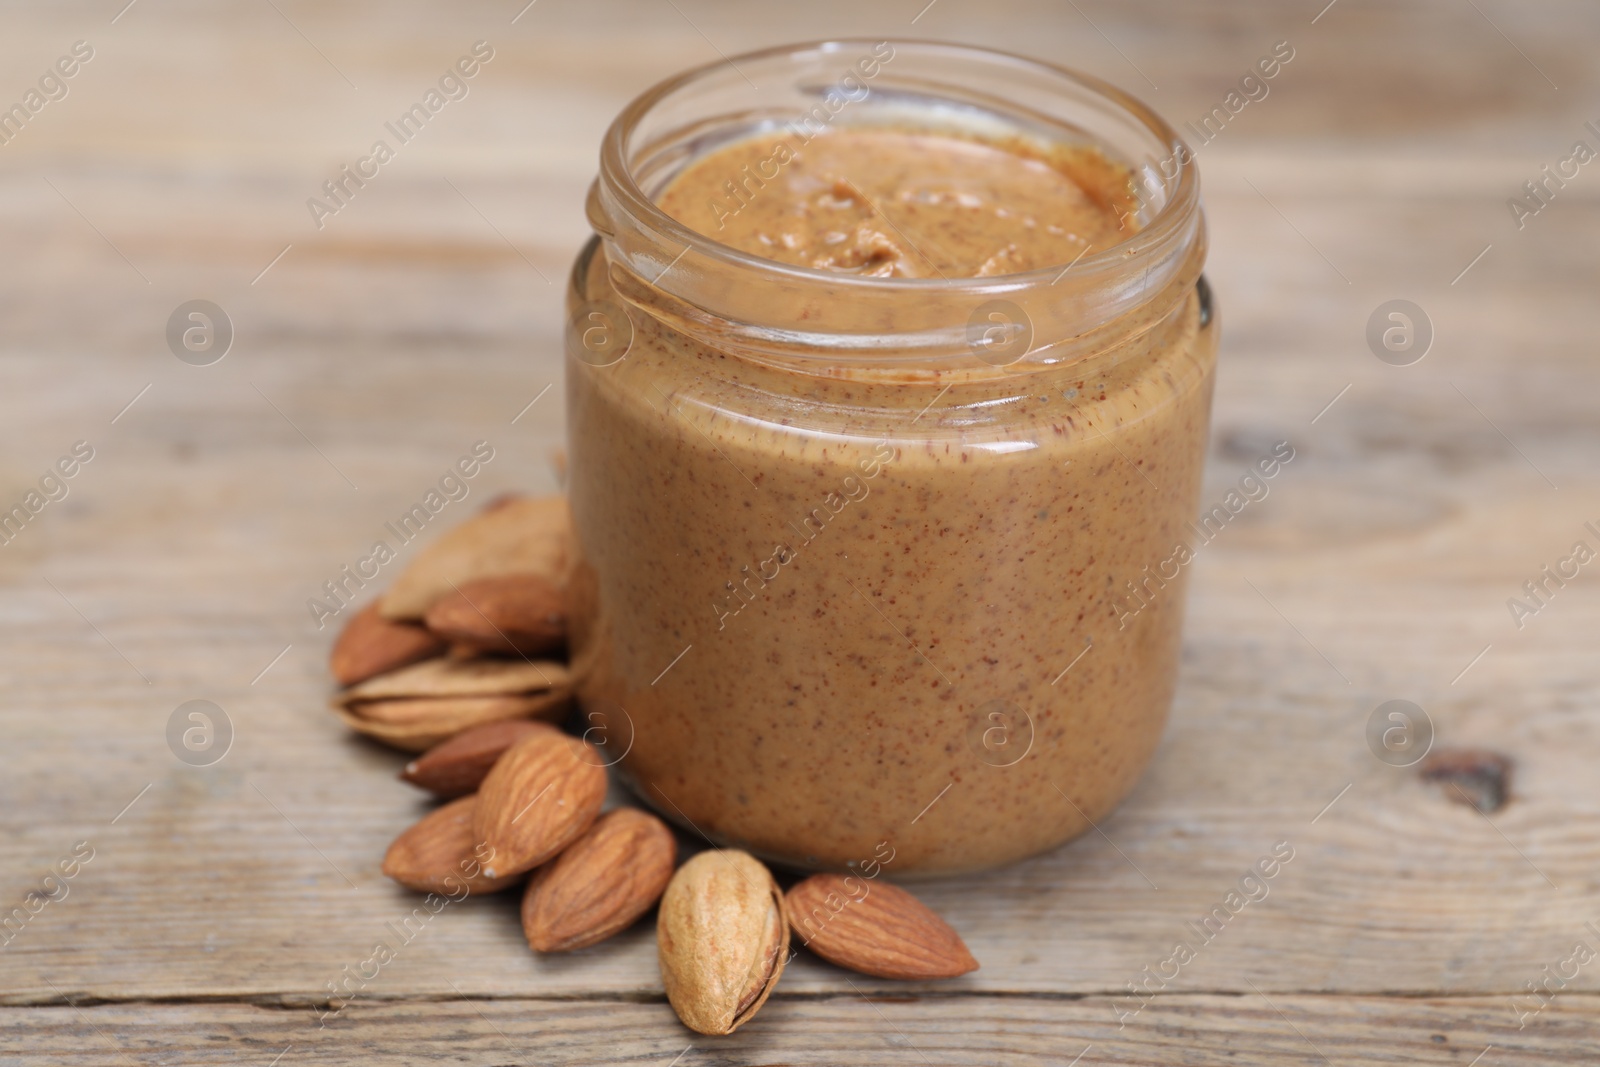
[
  {"x1": 424, "y1": 573, "x2": 567, "y2": 656},
  {"x1": 472, "y1": 725, "x2": 606, "y2": 879},
  {"x1": 346, "y1": 695, "x2": 545, "y2": 726},
  {"x1": 332, "y1": 657, "x2": 573, "y2": 750},
  {"x1": 334, "y1": 691, "x2": 569, "y2": 752},
  {"x1": 785, "y1": 874, "x2": 977, "y2": 980},
  {"x1": 329, "y1": 602, "x2": 445, "y2": 687},
  {"x1": 521, "y1": 808, "x2": 676, "y2": 952},
  {"x1": 335, "y1": 657, "x2": 570, "y2": 704},
  {"x1": 401, "y1": 720, "x2": 552, "y2": 798},
  {"x1": 381, "y1": 795, "x2": 519, "y2": 895},
  {"x1": 658, "y1": 850, "x2": 788, "y2": 1035},
  {"x1": 380, "y1": 495, "x2": 570, "y2": 620}
]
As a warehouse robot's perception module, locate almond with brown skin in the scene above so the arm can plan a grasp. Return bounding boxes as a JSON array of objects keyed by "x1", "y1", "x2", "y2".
[
  {"x1": 424, "y1": 573, "x2": 567, "y2": 656},
  {"x1": 381, "y1": 795, "x2": 518, "y2": 895},
  {"x1": 330, "y1": 602, "x2": 445, "y2": 687},
  {"x1": 472, "y1": 725, "x2": 606, "y2": 879},
  {"x1": 785, "y1": 874, "x2": 977, "y2": 980},
  {"x1": 658, "y1": 849, "x2": 788, "y2": 1035},
  {"x1": 380, "y1": 495, "x2": 570, "y2": 620},
  {"x1": 521, "y1": 808, "x2": 676, "y2": 952},
  {"x1": 401, "y1": 720, "x2": 552, "y2": 798}
]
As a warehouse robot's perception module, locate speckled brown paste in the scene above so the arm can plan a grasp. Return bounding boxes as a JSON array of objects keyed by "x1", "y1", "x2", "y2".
[
  {"x1": 567, "y1": 126, "x2": 1217, "y2": 875},
  {"x1": 655, "y1": 128, "x2": 1137, "y2": 277}
]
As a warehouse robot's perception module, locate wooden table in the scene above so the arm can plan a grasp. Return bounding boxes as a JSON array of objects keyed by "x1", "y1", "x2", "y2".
[{"x1": 3, "y1": 0, "x2": 1597, "y2": 1062}]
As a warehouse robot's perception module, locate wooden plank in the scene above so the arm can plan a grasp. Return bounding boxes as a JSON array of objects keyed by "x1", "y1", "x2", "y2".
[{"x1": 1, "y1": 995, "x2": 1595, "y2": 1066}]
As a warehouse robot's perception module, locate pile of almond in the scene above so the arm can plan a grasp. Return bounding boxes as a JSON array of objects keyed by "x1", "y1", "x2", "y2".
[{"x1": 329, "y1": 492, "x2": 977, "y2": 1035}]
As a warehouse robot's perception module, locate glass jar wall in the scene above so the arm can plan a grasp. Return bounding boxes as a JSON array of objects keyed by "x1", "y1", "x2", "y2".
[{"x1": 565, "y1": 40, "x2": 1218, "y2": 875}]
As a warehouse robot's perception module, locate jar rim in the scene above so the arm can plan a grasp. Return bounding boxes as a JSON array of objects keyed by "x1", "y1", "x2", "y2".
[
  {"x1": 598, "y1": 37, "x2": 1198, "y2": 294},
  {"x1": 591, "y1": 38, "x2": 1206, "y2": 374}
]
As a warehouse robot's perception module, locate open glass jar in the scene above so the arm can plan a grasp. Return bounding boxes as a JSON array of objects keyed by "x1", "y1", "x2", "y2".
[{"x1": 565, "y1": 40, "x2": 1217, "y2": 876}]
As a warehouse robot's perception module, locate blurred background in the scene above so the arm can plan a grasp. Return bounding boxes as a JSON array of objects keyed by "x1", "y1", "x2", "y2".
[{"x1": 2, "y1": 1, "x2": 1597, "y2": 1064}]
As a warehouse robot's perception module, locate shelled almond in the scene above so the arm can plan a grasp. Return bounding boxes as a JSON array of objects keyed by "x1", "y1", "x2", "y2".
[
  {"x1": 786, "y1": 873, "x2": 978, "y2": 980},
  {"x1": 381, "y1": 795, "x2": 518, "y2": 896},
  {"x1": 473, "y1": 725, "x2": 607, "y2": 879},
  {"x1": 401, "y1": 720, "x2": 552, "y2": 798},
  {"x1": 522, "y1": 808, "x2": 676, "y2": 952},
  {"x1": 424, "y1": 573, "x2": 567, "y2": 656},
  {"x1": 330, "y1": 602, "x2": 446, "y2": 686}
]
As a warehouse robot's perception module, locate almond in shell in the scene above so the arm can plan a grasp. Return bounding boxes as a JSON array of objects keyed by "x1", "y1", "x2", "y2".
[
  {"x1": 336, "y1": 657, "x2": 570, "y2": 703},
  {"x1": 521, "y1": 808, "x2": 676, "y2": 952},
  {"x1": 472, "y1": 725, "x2": 606, "y2": 879},
  {"x1": 380, "y1": 495, "x2": 570, "y2": 620},
  {"x1": 785, "y1": 873, "x2": 977, "y2": 980},
  {"x1": 333, "y1": 658, "x2": 572, "y2": 751},
  {"x1": 336, "y1": 692, "x2": 568, "y2": 753},
  {"x1": 658, "y1": 849, "x2": 788, "y2": 1035}
]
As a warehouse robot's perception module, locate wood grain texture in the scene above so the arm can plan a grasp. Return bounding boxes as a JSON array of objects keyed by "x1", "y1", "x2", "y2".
[
  {"x1": 2, "y1": 0, "x2": 1598, "y2": 1062},
  {"x1": 2, "y1": 996, "x2": 1597, "y2": 1065}
]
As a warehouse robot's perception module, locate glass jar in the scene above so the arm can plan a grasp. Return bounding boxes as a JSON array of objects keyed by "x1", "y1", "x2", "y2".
[{"x1": 565, "y1": 40, "x2": 1217, "y2": 876}]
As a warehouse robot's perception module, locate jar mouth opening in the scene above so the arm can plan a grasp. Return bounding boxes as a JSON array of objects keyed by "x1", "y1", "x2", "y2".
[
  {"x1": 599, "y1": 38, "x2": 1197, "y2": 294},
  {"x1": 591, "y1": 38, "x2": 1205, "y2": 373}
]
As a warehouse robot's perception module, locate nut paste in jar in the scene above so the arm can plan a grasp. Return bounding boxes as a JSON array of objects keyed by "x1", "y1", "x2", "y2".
[{"x1": 566, "y1": 41, "x2": 1218, "y2": 875}]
